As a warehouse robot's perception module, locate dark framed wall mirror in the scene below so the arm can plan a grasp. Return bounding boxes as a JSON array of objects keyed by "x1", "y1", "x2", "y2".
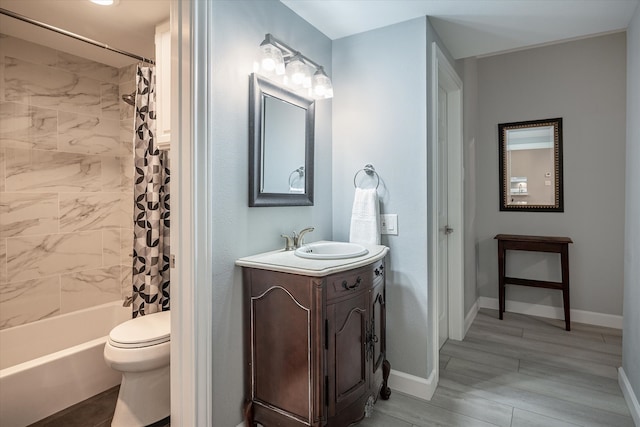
[
  {"x1": 249, "y1": 73, "x2": 315, "y2": 207},
  {"x1": 498, "y1": 117, "x2": 564, "y2": 212}
]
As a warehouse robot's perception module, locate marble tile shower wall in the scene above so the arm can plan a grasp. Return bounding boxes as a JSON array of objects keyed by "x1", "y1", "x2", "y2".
[{"x1": 0, "y1": 34, "x2": 136, "y2": 330}]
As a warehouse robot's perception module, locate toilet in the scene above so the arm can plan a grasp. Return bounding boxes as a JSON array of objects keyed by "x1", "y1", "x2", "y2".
[{"x1": 104, "y1": 311, "x2": 171, "y2": 427}]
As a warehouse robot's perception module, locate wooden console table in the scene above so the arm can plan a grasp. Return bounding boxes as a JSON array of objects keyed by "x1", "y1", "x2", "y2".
[{"x1": 494, "y1": 234, "x2": 573, "y2": 331}]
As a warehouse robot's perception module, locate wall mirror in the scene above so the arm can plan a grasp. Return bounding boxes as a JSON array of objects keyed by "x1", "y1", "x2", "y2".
[
  {"x1": 249, "y1": 73, "x2": 315, "y2": 207},
  {"x1": 499, "y1": 118, "x2": 563, "y2": 212}
]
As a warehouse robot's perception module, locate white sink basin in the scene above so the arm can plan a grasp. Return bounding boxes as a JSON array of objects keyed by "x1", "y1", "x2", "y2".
[{"x1": 295, "y1": 242, "x2": 369, "y2": 260}]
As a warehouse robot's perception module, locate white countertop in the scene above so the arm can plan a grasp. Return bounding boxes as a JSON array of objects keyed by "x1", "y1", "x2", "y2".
[{"x1": 235, "y1": 241, "x2": 389, "y2": 277}]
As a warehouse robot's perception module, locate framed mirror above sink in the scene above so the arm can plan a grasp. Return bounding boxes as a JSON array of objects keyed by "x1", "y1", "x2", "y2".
[
  {"x1": 249, "y1": 73, "x2": 315, "y2": 207},
  {"x1": 498, "y1": 117, "x2": 564, "y2": 212}
]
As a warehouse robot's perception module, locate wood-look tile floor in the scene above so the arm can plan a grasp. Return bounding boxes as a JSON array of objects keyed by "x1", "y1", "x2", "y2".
[
  {"x1": 29, "y1": 308, "x2": 631, "y2": 427},
  {"x1": 359, "y1": 308, "x2": 633, "y2": 427}
]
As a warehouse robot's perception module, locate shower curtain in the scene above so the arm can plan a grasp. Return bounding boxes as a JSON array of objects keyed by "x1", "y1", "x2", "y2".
[{"x1": 131, "y1": 65, "x2": 171, "y2": 317}]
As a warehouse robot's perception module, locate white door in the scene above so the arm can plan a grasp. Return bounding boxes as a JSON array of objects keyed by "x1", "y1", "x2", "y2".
[{"x1": 437, "y1": 84, "x2": 449, "y2": 349}]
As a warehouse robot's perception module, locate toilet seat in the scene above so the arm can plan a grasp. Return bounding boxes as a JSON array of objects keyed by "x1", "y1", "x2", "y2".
[{"x1": 109, "y1": 311, "x2": 170, "y2": 349}]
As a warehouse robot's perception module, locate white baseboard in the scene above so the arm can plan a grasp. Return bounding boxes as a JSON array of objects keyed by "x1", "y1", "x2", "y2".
[
  {"x1": 388, "y1": 368, "x2": 436, "y2": 401},
  {"x1": 477, "y1": 297, "x2": 623, "y2": 330},
  {"x1": 464, "y1": 300, "x2": 479, "y2": 337},
  {"x1": 619, "y1": 367, "x2": 640, "y2": 426}
]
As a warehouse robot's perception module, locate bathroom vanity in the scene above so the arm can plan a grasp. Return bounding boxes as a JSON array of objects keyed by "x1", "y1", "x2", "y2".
[{"x1": 236, "y1": 242, "x2": 391, "y2": 426}]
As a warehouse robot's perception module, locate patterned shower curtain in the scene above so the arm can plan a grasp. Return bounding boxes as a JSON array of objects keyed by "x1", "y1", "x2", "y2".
[{"x1": 131, "y1": 65, "x2": 170, "y2": 318}]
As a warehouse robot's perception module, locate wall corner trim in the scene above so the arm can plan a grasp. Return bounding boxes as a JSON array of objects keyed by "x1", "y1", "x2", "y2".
[
  {"x1": 389, "y1": 368, "x2": 437, "y2": 401},
  {"x1": 464, "y1": 299, "x2": 480, "y2": 336},
  {"x1": 619, "y1": 367, "x2": 640, "y2": 426},
  {"x1": 477, "y1": 297, "x2": 623, "y2": 329}
]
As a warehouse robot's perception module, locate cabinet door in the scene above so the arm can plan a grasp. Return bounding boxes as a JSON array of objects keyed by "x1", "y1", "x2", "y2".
[
  {"x1": 370, "y1": 278, "x2": 385, "y2": 392},
  {"x1": 327, "y1": 291, "x2": 368, "y2": 415},
  {"x1": 245, "y1": 270, "x2": 324, "y2": 426}
]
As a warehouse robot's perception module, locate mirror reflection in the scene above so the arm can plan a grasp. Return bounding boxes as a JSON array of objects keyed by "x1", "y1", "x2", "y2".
[
  {"x1": 499, "y1": 118, "x2": 563, "y2": 212},
  {"x1": 261, "y1": 95, "x2": 306, "y2": 193},
  {"x1": 249, "y1": 73, "x2": 315, "y2": 207}
]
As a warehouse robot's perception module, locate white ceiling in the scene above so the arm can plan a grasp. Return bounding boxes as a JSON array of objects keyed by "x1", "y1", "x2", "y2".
[
  {"x1": 280, "y1": 0, "x2": 640, "y2": 58},
  {"x1": 0, "y1": 0, "x2": 637, "y2": 66},
  {"x1": 0, "y1": 0, "x2": 169, "y2": 67}
]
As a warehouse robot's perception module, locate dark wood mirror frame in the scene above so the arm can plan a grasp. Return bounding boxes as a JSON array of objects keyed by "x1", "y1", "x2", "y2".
[
  {"x1": 499, "y1": 117, "x2": 564, "y2": 212},
  {"x1": 249, "y1": 73, "x2": 315, "y2": 207}
]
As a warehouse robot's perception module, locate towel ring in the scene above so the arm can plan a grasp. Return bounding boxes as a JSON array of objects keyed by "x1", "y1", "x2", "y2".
[
  {"x1": 353, "y1": 164, "x2": 380, "y2": 189},
  {"x1": 288, "y1": 166, "x2": 305, "y2": 187}
]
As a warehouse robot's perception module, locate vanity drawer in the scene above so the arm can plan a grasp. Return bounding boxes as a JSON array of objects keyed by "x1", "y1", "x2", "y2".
[{"x1": 327, "y1": 261, "x2": 384, "y2": 301}]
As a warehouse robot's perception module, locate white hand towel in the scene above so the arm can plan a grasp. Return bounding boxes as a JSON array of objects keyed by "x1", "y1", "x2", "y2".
[{"x1": 349, "y1": 188, "x2": 381, "y2": 245}]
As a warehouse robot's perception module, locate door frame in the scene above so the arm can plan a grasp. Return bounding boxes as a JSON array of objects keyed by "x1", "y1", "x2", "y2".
[
  {"x1": 171, "y1": 0, "x2": 214, "y2": 425},
  {"x1": 429, "y1": 43, "x2": 464, "y2": 357}
]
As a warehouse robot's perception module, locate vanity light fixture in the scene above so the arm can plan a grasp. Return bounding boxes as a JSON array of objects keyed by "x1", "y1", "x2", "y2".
[
  {"x1": 255, "y1": 33, "x2": 333, "y2": 100},
  {"x1": 313, "y1": 66, "x2": 334, "y2": 99},
  {"x1": 257, "y1": 35, "x2": 285, "y2": 76},
  {"x1": 285, "y1": 52, "x2": 309, "y2": 89}
]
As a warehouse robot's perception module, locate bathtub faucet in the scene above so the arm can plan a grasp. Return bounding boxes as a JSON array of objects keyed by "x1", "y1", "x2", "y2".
[{"x1": 123, "y1": 295, "x2": 133, "y2": 307}]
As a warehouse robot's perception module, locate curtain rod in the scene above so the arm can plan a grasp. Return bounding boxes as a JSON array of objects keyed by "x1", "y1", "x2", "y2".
[{"x1": 0, "y1": 7, "x2": 155, "y2": 65}]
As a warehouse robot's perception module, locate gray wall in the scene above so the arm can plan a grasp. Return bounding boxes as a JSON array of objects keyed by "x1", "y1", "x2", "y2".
[
  {"x1": 332, "y1": 17, "x2": 460, "y2": 379},
  {"x1": 463, "y1": 57, "x2": 479, "y2": 315},
  {"x1": 623, "y1": 1, "x2": 640, "y2": 409},
  {"x1": 211, "y1": 1, "x2": 332, "y2": 425},
  {"x1": 332, "y1": 17, "x2": 429, "y2": 379},
  {"x1": 475, "y1": 33, "x2": 627, "y2": 316}
]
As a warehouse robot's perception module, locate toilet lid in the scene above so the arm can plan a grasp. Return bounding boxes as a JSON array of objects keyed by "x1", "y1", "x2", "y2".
[{"x1": 109, "y1": 311, "x2": 171, "y2": 349}]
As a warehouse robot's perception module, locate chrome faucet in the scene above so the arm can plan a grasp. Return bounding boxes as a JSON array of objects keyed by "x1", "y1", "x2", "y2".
[
  {"x1": 281, "y1": 226, "x2": 315, "y2": 250},
  {"x1": 280, "y1": 233, "x2": 295, "y2": 251},
  {"x1": 294, "y1": 227, "x2": 314, "y2": 249}
]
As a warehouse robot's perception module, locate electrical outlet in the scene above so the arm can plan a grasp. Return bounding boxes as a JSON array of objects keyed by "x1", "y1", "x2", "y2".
[{"x1": 380, "y1": 214, "x2": 398, "y2": 235}]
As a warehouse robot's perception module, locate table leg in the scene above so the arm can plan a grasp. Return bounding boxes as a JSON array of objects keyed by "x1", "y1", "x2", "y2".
[
  {"x1": 498, "y1": 242, "x2": 506, "y2": 320},
  {"x1": 561, "y1": 245, "x2": 571, "y2": 331}
]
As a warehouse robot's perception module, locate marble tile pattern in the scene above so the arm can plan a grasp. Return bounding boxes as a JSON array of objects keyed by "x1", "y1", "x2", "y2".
[
  {"x1": 0, "y1": 149, "x2": 5, "y2": 192},
  {"x1": 0, "y1": 102, "x2": 58, "y2": 151},
  {"x1": 60, "y1": 265, "x2": 121, "y2": 314},
  {"x1": 0, "y1": 34, "x2": 135, "y2": 330},
  {"x1": 0, "y1": 192, "x2": 58, "y2": 238},
  {"x1": 57, "y1": 111, "x2": 122, "y2": 155},
  {"x1": 4, "y1": 148, "x2": 103, "y2": 192}
]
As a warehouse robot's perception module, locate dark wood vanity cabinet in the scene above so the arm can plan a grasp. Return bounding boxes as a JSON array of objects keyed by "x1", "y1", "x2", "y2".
[{"x1": 242, "y1": 258, "x2": 390, "y2": 427}]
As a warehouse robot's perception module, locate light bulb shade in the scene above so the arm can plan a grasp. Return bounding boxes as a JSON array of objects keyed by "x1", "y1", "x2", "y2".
[
  {"x1": 312, "y1": 67, "x2": 334, "y2": 99},
  {"x1": 286, "y1": 55, "x2": 310, "y2": 89},
  {"x1": 257, "y1": 42, "x2": 285, "y2": 76}
]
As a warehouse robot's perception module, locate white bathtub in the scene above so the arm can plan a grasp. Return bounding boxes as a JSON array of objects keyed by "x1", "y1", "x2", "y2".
[{"x1": 0, "y1": 301, "x2": 131, "y2": 427}]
